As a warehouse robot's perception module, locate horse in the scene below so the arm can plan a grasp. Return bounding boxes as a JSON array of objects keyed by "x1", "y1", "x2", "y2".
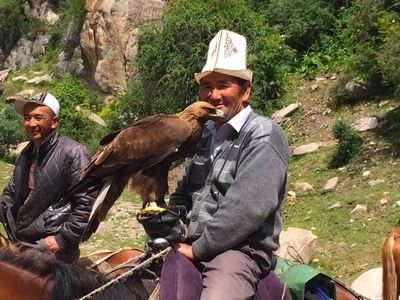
[
  {"x1": 335, "y1": 279, "x2": 365, "y2": 300},
  {"x1": 76, "y1": 247, "x2": 161, "y2": 298},
  {"x1": 0, "y1": 231, "x2": 366, "y2": 300},
  {"x1": 78, "y1": 247, "x2": 364, "y2": 300},
  {"x1": 0, "y1": 246, "x2": 149, "y2": 300},
  {"x1": 382, "y1": 227, "x2": 400, "y2": 300}
]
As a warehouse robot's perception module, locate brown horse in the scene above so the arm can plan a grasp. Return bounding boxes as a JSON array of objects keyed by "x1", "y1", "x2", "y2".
[
  {"x1": 0, "y1": 246, "x2": 150, "y2": 300},
  {"x1": 335, "y1": 279, "x2": 365, "y2": 300},
  {"x1": 382, "y1": 227, "x2": 400, "y2": 300}
]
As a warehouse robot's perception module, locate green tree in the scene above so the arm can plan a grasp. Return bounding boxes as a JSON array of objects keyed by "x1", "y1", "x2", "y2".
[
  {"x1": 253, "y1": 0, "x2": 337, "y2": 54},
  {"x1": 49, "y1": 76, "x2": 107, "y2": 153},
  {"x1": 116, "y1": 0, "x2": 294, "y2": 122},
  {"x1": 0, "y1": 0, "x2": 29, "y2": 54},
  {"x1": 0, "y1": 104, "x2": 26, "y2": 159}
]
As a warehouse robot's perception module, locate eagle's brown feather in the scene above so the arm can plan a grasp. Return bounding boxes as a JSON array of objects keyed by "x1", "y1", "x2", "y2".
[{"x1": 77, "y1": 102, "x2": 224, "y2": 240}]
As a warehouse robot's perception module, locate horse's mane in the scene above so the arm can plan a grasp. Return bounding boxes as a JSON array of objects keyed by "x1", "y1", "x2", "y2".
[
  {"x1": 0, "y1": 247, "x2": 146, "y2": 300},
  {"x1": 0, "y1": 246, "x2": 55, "y2": 277}
]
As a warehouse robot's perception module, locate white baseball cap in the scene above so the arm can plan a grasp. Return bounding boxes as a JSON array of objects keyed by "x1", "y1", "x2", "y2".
[
  {"x1": 195, "y1": 29, "x2": 253, "y2": 83},
  {"x1": 14, "y1": 92, "x2": 60, "y2": 116}
]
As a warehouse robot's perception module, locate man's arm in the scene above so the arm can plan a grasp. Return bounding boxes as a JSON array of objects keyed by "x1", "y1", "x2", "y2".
[
  {"x1": 54, "y1": 145, "x2": 98, "y2": 249},
  {"x1": 0, "y1": 172, "x2": 16, "y2": 207}
]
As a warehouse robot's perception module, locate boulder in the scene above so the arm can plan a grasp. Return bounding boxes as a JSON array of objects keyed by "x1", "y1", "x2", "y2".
[
  {"x1": 353, "y1": 117, "x2": 379, "y2": 132},
  {"x1": 274, "y1": 227, "x2": 317, "y2": 264},
  {"x1": 271, "y1": 103, "x2": 300, "y2": 124},
  {"x1": 351, "y1": 267, "x2": 382, "y2": 300},
  {"x1": 345, "y1": 80, "x2": 372, "y2": 100}
]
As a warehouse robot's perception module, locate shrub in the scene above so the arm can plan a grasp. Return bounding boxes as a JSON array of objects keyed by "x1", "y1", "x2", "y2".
[
  {"x1": 347, "y1": 0, "x2": 384, "y2": 85},
  {"x1": 0, "y1": 0, "x2": 29, "y2": 54},
  {"x1": 0, "y1": 104, "x2": 26, "y2": 159},
  {"x1": 49, "y1": 76, "x2": 107, "y2": 153},
  {"x1": 255, "y1": 0, "x2": 336, "y2": 54},
  {"x1": 331, "y1": 119, "x2": 363, "y2": 166},
  {"x1": 328, "y1": 73, "x2": 356, "y2": 108},
  {"x1": 376, "y1": 11, "x2": 400, "y2": 96}
]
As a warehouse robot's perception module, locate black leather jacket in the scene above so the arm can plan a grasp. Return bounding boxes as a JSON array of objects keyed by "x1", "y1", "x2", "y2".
[{"x1": 0, "y1": 130, "x2": 98, "y2": 250}]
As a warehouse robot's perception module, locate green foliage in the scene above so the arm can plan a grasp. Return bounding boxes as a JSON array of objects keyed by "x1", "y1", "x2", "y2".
[
  {"x1": 348, "y1": 0, "x2": 385, "y2": 84},
  {"x1": 331, "y1": 119, "x2": 363, "y2": 166},
  {"x1": 328, "y1": 73, "x2": 356, "y2": 108},
  {"x1": 49, "y1": 76, "x2": 106, "y2": 153},
  {"x1": 378, "y1": 106, "x2": 400, "y2": 153},
  {"x1": 0, "y1": 0, "x2": 29, "y2": 53},
  {"x1": 49, "y1": 0, "x2": 85, "y2": 52},
  {"x1": 28, "y1": 17, "x2": 49, "y2": 39},
  {"x1": 121, "y1": 0, "x2": 294, "y2": 121},
  {"x1": 0, "y1": 104, "x2": 26, "y2": 159},
  {"x1": 256, "y1": 0, "x2": 336, "y2": 54},
  {"x1": 376, "y1": 11, "x2": 400, "y2": 95},
  {"x1": 300, "y1": 6, "x2": 354, "y2": 79}
]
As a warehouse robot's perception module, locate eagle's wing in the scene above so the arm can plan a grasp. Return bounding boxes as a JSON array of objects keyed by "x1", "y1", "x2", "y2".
[
  {"x1": 82, "y1": 114, "x2": 193, "y2": 179},
  {"x1": 82, "y1": 114, "x2": 195, "y2": 239}
]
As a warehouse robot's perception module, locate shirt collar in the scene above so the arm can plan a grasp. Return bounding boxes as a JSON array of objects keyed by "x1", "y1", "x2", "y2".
[
  {"x1": 205, "y1": 105, "x2": 252, "y2": 134},
  {"x1": 228, "y1": 105, "x2": 251, "y2": 133}
]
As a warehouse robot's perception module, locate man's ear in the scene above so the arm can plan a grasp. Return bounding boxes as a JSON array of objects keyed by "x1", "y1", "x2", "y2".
[
  {"x1": 52, "y1": 116, "x2": 59, "y2": 129},
  {"x1": 242, "y1": 81, "x2": 252, "y2": 101}
]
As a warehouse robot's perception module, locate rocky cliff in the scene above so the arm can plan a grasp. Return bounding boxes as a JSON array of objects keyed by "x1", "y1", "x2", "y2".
[{"x1": 1, "y1": 0, "x2": 166, "y2": 94}]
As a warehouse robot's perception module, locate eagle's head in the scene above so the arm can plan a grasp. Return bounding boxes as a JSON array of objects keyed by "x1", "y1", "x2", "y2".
[{"x1": 182, "y1": 101, "x2": 225, "y2": 122}]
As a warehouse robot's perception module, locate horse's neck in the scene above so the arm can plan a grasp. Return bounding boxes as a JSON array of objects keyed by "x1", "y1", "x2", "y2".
[{"x1": 0, "y1": 261, "x2": 52, "y2": 300}]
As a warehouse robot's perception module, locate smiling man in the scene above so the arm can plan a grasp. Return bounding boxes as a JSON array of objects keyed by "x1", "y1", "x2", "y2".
[
  {"x1": 151, "y1": 29, "x2": 291, "y2": 299},
  {"x1": 0, "y1": 92, "x2": 99, "y2": 263}
]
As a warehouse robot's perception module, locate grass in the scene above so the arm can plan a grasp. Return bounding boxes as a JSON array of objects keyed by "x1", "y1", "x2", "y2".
[{"x1": 0, "y1": 75, "x2": 399, "y2": 287}]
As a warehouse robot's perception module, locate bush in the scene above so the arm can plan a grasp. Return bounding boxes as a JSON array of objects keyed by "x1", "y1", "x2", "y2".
[
  {"x1": 376, "y1": 11, "x2": 400, "y2": 95},
  {"x1": 256, "y1": 0, "x2": 336, "y2": 54},
  {"x1": 49, "y1": 76, "x2": 107, "y2": 153},
  {"x1": 0, "y1": 104, "x2": 26, "y2": 159},
  {"x1": 120, "y1": 0, "x2": 294, "y2": 121},
  {"x1": 331, "y1": 119, "x2": 363, "y2": 166},
  {"x1": 0, "y1": 0, "x2": 29, "y2": 54},
  {"x1": 328, "y1": 73, "x2": 356, "y2": 108}
]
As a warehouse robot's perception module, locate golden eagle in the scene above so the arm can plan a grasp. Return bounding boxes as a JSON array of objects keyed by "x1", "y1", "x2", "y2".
[{"x1": 77, "y1": 102, "x2": 224, "y2": 240}]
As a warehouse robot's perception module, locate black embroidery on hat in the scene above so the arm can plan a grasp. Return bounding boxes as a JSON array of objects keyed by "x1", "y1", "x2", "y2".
[{"x1": 28, "y1": 92, "x2": 47, "y2": 103}]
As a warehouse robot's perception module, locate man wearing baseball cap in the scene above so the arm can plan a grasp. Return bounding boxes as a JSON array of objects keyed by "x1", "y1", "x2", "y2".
[
  {"x1": 143, "y1": 30, "x2": 290, "y2": 299},
  {"x1": 0, "y1": 92, "x2": 98, "y2": 263}
]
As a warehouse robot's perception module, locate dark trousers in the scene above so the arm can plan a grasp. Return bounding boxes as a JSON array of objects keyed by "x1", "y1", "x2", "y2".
[{"x1": 160, "y1": 249, "x2": 290, "y2": 300}]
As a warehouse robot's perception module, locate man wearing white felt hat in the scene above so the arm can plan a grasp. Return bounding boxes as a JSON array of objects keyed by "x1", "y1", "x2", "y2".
[
  {"x1": 157, "y1": 29, "x2": 291, "y2": 299},
  {"x1": 0, "y1": 92, "x2": 98, "y2": 263}
]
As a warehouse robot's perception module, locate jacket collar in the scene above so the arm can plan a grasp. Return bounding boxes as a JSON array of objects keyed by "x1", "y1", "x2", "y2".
[{"x1": 22, "y1": 130, "x2": 60, "y2": 157}]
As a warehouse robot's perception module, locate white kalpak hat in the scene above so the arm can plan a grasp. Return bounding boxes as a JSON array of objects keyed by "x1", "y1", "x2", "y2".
[
  {"x1": 14, "y1": 92, "x2": 60, "y2": 116},
  {"x1": 195, "y1": 29, "x2": 253, "y2": 83}
]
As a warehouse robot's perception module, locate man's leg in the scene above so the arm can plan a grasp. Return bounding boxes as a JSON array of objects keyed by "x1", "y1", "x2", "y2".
[
  {"x1": 160, "y1": 249, "x2": 202, "y2": 300},
  {"x1": 200, "y1": 250, "x2": 261, "y2": 300}
]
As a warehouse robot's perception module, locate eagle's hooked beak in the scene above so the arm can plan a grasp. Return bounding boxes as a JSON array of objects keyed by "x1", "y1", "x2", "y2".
[{"x1": 210, "y1": 109, "x2": 225, "y2": 120}]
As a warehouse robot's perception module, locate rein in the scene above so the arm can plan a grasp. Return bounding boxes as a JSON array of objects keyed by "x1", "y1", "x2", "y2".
[{"x1": 76, "y1": 247, "x2": 170, "y2": 300}]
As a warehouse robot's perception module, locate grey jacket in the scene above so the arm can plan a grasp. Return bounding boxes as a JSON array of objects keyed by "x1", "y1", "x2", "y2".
[
  {"x1": 0, "y1": 130, "x2": 97, "y2": 251},
  {"x1": 170, "y1": 110, "x2": 289, "y2": 261}
]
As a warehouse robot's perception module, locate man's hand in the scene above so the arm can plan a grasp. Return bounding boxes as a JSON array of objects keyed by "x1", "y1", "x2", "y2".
[
  {"x1": 43, "y1": 236, "x2": 60, "y2": 252},
  {"x1": 171, "y1": 243, "x2": 197, "y2": 261},
  {"x1": 137, "y1": 207, "x2": 187, "y2": 243}
]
